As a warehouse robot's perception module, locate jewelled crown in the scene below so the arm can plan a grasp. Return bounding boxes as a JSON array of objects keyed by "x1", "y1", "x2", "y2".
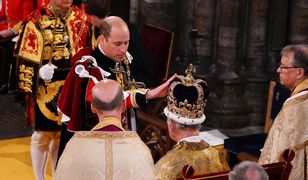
[{"x1": 164, "y1": 64, "x2": 210, "y2": 125}]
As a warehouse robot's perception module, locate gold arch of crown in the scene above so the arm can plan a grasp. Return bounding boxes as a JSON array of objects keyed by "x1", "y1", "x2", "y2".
[{"x1": 166, "y1": 64, "x2": 207, "y2": 119}]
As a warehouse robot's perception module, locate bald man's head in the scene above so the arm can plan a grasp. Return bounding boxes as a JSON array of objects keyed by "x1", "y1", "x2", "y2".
[
  {"x1": 91, "y1": 79, "x2": 124, "y2": 111},
  {"x1": 99, "y1": 16, "x2": 129, "y2": 39}
]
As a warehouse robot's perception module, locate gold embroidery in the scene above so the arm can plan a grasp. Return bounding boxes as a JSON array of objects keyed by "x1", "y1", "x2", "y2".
[
  {"x1": 130, "y1": 92, "x2": 138, "y2": 108},
  {"x1": 17, "y1": 21, "x2": 44, "y2": 64},
  {"x1": 290, "y1": 140, "x2": 308, "y2": 151},
  {"x1": 53, "y1": 50, "x2": 64, "y2": 60},
  {"x1": 114, "y1": 63, "x2": 125, "y2": 88},
  {"x1": 91, "y1": 117, "x2": 124, "y2": 131},
  {"x1": 54, "y1": 34, "x2": 64, "y2": 44},
  {"x1": 65, "y1": 9, "x2": 87, "y2": 56},
  {"x1": 175, "y1": 140, "x2": 210, "y2": 151},
  {"x1": 106, "y1": 138, "x2": 112, "y2": 180},
  {"x1": 43, "y1": 46, "x2": 52, "y2": 60},
  {"x1": 155, "y1": 140, "x2": 229, "y2": 179},
  {"x1": 36, "y1": 80, "x2": 64, "y2": 124},
  {"x1": 41, "y1": 16, "x2": 54, "y2": 29},
  {"x1": 126, "y1": 89, "x2": 148, "y2": 108},
  {"x1": 111, "y1": 55, "x2": 146, "y2": 90},
  {"x1": 63, "y1": 47, "x2": 70, "y2": 59},
  {"x1": 284, "y1": 93, "x2": 308, "y2": 108},
  {"x1": 41, "y1": 16, "x2": 69, "y2": 62},
  {"x1": 74, "y1": 131, "x2": 139, "y2": 139},
  {"x1": 18, "y1": 65, "x2": 34, "y2": 93},
  {"x1": 291, "y1": 79, "x2": 308, "y2": 96},
  {"x1": 43, "y1": 6, "x2": 86, "y2": 62}
]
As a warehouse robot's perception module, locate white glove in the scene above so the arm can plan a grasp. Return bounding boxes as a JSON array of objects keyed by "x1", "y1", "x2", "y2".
[{"x1": 39, "y1": 64, "x2": 57, "y2": 80}]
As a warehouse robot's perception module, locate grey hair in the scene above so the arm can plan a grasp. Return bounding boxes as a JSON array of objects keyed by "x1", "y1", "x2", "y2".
[
  {"x1": 228, "y1": 161, "x2": 269, "y2": 180},
  {"x1": 168, "y1": 118, "x2": 201, "y2": 131},
  {"x1": 281, "y1": 44, "x2": 308, "y2": 76},
  {"x1": 92, "y1": 85, "x2": 123, "y2": 111}
]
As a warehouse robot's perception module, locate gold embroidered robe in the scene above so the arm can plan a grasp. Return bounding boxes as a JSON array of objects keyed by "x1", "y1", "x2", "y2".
[
  {"x1": 259, "y1": 79, "x2": 308, "y2": 180},
  {"x1": 54, "y1": 131, "x2": 156, "y2": 180},
  {"x1": 155, "y1": 136, "x2": 229, "y2": 180}
]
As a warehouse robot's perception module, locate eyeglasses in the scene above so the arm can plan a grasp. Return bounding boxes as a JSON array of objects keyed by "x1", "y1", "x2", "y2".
[{"x1": 278, "y1": 63, "x2": 302, "y2": 70}]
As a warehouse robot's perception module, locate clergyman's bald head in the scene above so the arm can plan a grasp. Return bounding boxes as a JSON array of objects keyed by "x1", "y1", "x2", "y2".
[{"x1": 91, "y1": 79, "x2": 124, "y2": 111}]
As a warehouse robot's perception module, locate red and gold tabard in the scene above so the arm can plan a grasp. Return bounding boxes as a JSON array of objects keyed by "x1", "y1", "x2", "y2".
[{"x1": 14, "y1": 3, "x2": 92, "y2": 130}]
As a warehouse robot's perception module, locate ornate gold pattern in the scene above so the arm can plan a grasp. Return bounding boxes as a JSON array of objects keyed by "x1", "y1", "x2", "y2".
[
  {"x1": 155, "y1": 140, "x2": 229, "y2": 179},
  {"x1": 18, "y1": 65, "x2": 34, "y2": 93},
  {"x1": 41, "y1": 14, "x2": 70, "y2": 62},
  {"x1": 291, "y1": 78, "x2": 308, "y2": 96},
  {"x1": 74, "y1": 131, "x2": 139, "y2": 139},
  {"x1": 259, "y1": 80, "x2": 308, "y2": 179},
  {"x1": 114, "y1": 62, "x2": 125, "y2": 88},
  {"x1": 290, "y1": 139, "x2": 308, "y2": 152},
  {"x1": 127, "y1": 88, "x2": 148, "y2": 108},
  {"x1": 55, "y1": 131, "x2": 156, "y2": 179},
  {"x1": 130, "y1": 92, "x2": 138, "y2": 108},
  {"x1": 69, "y1": 14, "x2": 86, "y2": 55},
  {"x1": 36, "y1": 4, "x2": 88, "y2": 64},
  {"x1": 91, "y1": 117, "x2": 124, "y2": 131},
  {"x1": 64, "y1": 6, "x2": 87, "y2": 56},
  {"x1": 18, "y1": 22, "x2": 44, "y2": 63},
  {"x1": 36, "y1": 80, "x2": 64, "y2": 124},
  {"x1": 106, "y1": 138, "x2": 112, "y2": 180},
  {"x1": 174, "y1": 140, "x2": 210, "y2": 151},
  {"x1": 284, "y1": 93, "x2": 308, "y2": 108},
  {"x1": 111, "y1": 54, "x2": 146, "y2": 91}
]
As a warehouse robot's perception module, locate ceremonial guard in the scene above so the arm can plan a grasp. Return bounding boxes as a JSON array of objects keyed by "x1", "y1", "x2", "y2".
[
  {"x1": 14, "y1": 0, "x2": 92, "y2": 179},
  {"x1": 0, "y1": 0, "x2": 49, "y2": 94}
]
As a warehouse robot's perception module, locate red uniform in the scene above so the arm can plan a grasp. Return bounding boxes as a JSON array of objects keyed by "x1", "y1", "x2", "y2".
[{"x1": 0, "y1": 0, "x2": 49, "y2": 31}]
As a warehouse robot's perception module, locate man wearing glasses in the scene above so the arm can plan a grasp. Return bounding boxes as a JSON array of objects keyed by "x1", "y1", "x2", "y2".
[{"x1": 259, "y1": 44, "x2": 308, "y2": 180}]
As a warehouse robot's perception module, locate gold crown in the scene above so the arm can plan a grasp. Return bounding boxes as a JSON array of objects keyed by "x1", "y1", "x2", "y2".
[{"x1": 164, "y1": 64, "x2": 209, "y2": 125}]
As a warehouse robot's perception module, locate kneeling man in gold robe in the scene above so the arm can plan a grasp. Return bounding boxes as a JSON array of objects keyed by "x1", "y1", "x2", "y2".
[{"x1": 155, "y1": 64, "x2": 229, "y2": 179}]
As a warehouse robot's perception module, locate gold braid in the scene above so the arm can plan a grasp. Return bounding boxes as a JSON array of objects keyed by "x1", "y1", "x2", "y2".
[
  {"x1": 290, "y1": 140, "x2": 308, "y2": 151},
  {"x1": 48, "y1": 3, "x2": 86, "y2": 60},
  {"x1": 110, "y1": 56, "x2": 146, "y2": 90}
]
